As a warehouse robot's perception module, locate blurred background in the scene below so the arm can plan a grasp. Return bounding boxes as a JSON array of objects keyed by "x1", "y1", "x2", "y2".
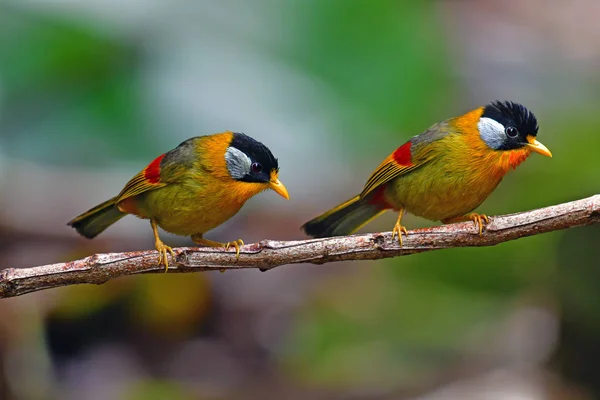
[{"x1": 0, "y1": 0, "x2": 599, "y2": 399}]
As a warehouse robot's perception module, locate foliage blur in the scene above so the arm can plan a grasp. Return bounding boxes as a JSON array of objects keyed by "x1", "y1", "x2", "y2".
[{"x1": 0, "y1": 1, "x2": 598, "y2": 399}]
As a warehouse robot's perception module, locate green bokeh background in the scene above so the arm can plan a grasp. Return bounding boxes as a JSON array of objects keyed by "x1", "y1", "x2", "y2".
[{"x1": 0, "y1": 1, "x2": 598, "y2": 399}]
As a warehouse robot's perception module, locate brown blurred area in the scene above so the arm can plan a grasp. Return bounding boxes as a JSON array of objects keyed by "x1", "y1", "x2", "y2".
[{"x1": 0, "y1": 1, "x2": 598, "y2": 399}]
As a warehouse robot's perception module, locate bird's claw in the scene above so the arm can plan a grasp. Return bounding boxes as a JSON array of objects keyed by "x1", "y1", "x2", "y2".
[
  {"x1": 224, "y1": 239, "x2": 244, "y2": 260},
  {"x1": 469, "y1": 213, "x2": 489, "y2": 236},
  {"x1": 155, "y1": 241, "x2": 175, "y2": 273},
  {"x1": 391, "y1": 223, "x2": 409, "y2": 246},
  {"x1": 191, "y1": 235, "x2": 244, "y2": 261}
]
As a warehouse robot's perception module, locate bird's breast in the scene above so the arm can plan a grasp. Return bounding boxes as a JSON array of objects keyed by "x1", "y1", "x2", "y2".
[
  {"x1": 384, "y1": 135, "x2": 530, "y2": 221},
  {"x1": 133, "y1": 176, "x2": 266, "y2": 236}
]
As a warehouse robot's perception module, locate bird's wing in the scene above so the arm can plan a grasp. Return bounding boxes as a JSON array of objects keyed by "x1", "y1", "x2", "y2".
[
  {"x1": 359, "y1": 123, "x2": 449, "y2": 199},
  {"x1": 116, "y1": 138, "x2": 198, "y2": 202}
]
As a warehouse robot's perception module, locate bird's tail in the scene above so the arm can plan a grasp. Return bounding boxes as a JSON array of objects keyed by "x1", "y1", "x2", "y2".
[
  {"x1": 302, "y1": 195, "x2": 386, "y2": 238},
  {"x1": 67, "y1": 197, "x2": 126, "y2": 239}
]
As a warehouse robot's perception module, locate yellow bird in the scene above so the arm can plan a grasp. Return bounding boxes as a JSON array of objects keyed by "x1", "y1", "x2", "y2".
[
  {"x1": 68, "y1": 131, "x2": 290, "y2": 270},
  {"x1": 302, "y1": 101, "x2": 552, "y2": 242}
]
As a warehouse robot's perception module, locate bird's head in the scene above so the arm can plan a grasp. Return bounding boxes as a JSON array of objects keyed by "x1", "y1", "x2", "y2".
[
  {"x1": 224, "y1": 132, "x2": 289, "y2": 200},
  {"x1": 477, "y1": 101, "x2": 552, "y2": 158}
]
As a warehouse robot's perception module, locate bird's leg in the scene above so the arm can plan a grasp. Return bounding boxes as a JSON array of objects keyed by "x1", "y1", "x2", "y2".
[
  {"x1": 442, "y1": 213, "x2": 490, "y2": 236},
  {"x1": 391, "y1": 208, "x2": 409, "y2": 246},
  {"x1": 191, "y1": 234, "x2": 245, "y2": 260},
  {"x1": 151, "y1": 220, "x2": 175, "y2": 273}
]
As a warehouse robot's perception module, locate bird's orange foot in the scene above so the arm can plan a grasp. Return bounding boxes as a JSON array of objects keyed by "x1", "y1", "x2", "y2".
[
  {"x1": 192, "y1": 235, "x2": 245, "y2": 261},
  {"x1": 224, "y1": 239, "x2": 244, "y2": 260},
  {"x1": 155, "y1": 239, "x2": 175, "y2": 273},
  {"x1": 466, "y1": 213, "x2": 489, "y2": 236},
  {"x1": 391, "y1": 222, "x2": 409, "y2": 246},
  {"x1": 443, "y1": 213, "x2": 490, "y2": 236}
]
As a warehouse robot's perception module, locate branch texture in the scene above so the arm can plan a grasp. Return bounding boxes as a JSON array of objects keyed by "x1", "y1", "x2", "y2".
[{"x1": 1, "y1": 195, "x2": 598, "y2": 299}]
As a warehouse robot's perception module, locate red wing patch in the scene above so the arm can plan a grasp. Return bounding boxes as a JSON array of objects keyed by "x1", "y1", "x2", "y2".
[
  {"x1": 359, "y1": 140, "x2": 425, "y2": 199},
  {"x1": 392, "y1": 141, "x2": 412, "y2": 166},
  {"x1": 144, "y1": 154, "x2": 165, "y2": 184}
]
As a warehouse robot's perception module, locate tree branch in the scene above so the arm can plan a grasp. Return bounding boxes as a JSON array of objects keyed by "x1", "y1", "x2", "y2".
[{"x1": 1, "y1": 195, "x2": 598, "y2": 299}]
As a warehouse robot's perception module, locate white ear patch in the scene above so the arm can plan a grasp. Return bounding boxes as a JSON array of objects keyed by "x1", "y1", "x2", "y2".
[
  {"x1": 478, "y1": 117, "x2": 506, "y2": 150},
  {"x1": 225, "y1": 146, "x2": 251, "y2": 179}
]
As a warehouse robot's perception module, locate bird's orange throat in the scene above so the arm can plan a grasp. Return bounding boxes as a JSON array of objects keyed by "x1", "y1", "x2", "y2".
[
  {"x1": 504, "y1": 148, "x2": 532, "y2": 170},
  {"x1": 481, "y1": 146, "x2": 532, "y2": 181},
  {"x1": 227, "y1": 181, "x2": 270, "y2": 206}
]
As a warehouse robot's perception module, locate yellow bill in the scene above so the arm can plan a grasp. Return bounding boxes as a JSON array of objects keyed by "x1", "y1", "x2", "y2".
[
  {"x1": 269, "y1": 171, "x2": 290, "y2": 200},
  {"x1": 526, "y1": 135, "x2": 552, "y2": 157}
]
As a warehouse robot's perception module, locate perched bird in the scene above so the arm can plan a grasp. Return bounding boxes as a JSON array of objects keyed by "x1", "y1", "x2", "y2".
[
  {"x1": 68, "y1": 131, "x2": 289, "y2": 270},
  {"x1": 302, "y1": 101, "x2": 552, "y2": 242}
]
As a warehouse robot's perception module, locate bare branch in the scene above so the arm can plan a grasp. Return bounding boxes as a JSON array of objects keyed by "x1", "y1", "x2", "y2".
[{"x1": 1, "y1": 195, "x2": 598, "y2": 299}]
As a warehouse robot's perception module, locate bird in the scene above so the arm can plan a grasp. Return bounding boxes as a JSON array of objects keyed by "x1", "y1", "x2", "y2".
[
  {"x1": 302, "y1": 101, "x2": 552, "y2": 243},
  {"x1": 68, "y1": 131, "x2": 289, "y2": 271}
]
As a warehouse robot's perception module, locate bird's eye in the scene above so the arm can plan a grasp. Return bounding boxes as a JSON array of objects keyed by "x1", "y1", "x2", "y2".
[
  {"x1": 251, "y1": 162, "x2": 263, "y2": 173},
  {"x1": 505, "y1": 126, "x2": 519, "y2": 138}
]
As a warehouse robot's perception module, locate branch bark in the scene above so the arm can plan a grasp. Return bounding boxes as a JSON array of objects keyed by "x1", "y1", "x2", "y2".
[{"x1": 1, "y1": 195, "x2": 598, "y2": 299}]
